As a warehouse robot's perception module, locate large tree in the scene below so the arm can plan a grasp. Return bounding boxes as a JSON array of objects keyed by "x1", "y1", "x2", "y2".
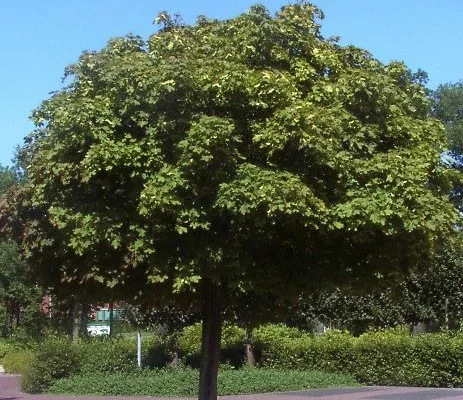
[{"x1": 4, "y1": 3, "x2": 459, "y2": 399}]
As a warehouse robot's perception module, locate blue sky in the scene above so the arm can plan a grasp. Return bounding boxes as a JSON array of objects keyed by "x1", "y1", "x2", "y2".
[{"x1": 1, "y1": 0, "x2": 462, "y2": 166}]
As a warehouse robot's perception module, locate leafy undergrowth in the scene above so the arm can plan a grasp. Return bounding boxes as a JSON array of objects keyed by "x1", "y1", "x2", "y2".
[{"x1": 47, "y1": 367, "x2": 359, "y2": 396}]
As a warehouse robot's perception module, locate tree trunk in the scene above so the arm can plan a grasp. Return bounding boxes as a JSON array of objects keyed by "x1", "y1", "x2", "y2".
[
  {"x1": 79, "y1": 302, "x2": 89, "y2": 337},
  {"x1": 198, "y1": 278, "x2": 222, "y2": 400},
  {"x1": 15, "y1": 303, "x2": 21, "y2": 330},
  {"x1": 72, "y1": 299, "x2": 82, "y2": 343},
  {"x1": 245, "y1": 326, "x2": 255, "y2": 366},
  {"x1": 170, "y1": 349, "x2": 179, "y2": 366}
]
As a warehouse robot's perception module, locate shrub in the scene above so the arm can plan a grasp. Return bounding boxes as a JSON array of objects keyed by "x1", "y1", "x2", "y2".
[
  {"x1": 0, "y1": 340, "x2": 13, "y2": 358},
  {"x1": 143, "y1": 343, "x2": 171, "y2": 369},
  {"x1": 253, "y1": 325, "x2": 463, "y2": 388},
  {"x1": 78, "y1": 336, "x2": 138, "y2": 374},
  {"x1": 177, "y1": 323, "x2": 202, "y2": 355},
  {"x1": 253, "y1": 323, "x2": 306, "y2": 342},
  {"x1": 21, "y1": 335, "x2": 82, "y2": 393},
  {"x1": 351, "y1": 331, "x2": 463, "y2": 387},
  {"x1": 78, "y1": 333, "x2": 171, "y2": 372},
  {"x1": 221, "y1": 324, "x2": 246, "y2": 348},
  {"x1": 177, "y1": 323, "x2": 246, "y2": 367},
  {"x1": 353, "y1": 330, "x2": 414, "y2": 385},
  {"x1": 253, "y1": 324, "x2": 312, "y2": 369},
  {"x1": 2, "y1": 350, "x2": 35, "y2": 374},
  {"x1": 312, "y1": 330, "x2": 355, "y2": 373}
]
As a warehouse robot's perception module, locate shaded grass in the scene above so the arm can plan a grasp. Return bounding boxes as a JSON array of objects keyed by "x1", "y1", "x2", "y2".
[{"x1": 48, "y1": 367, "x2": 359, "y2": 397}]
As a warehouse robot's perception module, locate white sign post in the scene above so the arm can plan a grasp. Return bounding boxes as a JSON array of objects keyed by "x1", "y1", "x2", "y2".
[{"x1": 137, "y1": 330, "x2": 142, "y2": 367}]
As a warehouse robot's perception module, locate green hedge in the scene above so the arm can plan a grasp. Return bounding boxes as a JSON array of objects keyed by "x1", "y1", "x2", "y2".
[
  {"x1": 255, "y1": 325, "x2": 463, "y2": 387},
  {"x1": 352, "y1": 331, "x2": 463, "y2": 387},
  {"x1": 16, "y1": 324, "x2": 463, "y2": 393}
]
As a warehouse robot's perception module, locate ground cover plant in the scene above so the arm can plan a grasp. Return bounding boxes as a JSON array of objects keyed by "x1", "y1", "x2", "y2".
[{"x1": 47, "y1": 367, "x2": 359, "y2": 397}]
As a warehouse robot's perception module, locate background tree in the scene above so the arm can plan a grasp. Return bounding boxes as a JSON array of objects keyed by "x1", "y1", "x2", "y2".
[
  {"x1": 432, "y1": 81, "x2": 463, "y2": 210},
  {"x1": 400, "y1": 229, "x2": 463, "y2": 331},
  {"x1": 0, "y1": 165, "x2": 18, "y2": 195},
  {"x1": 0, "y1": 240, "x2": 44, "y2": 338},
  {"x1": 0, "y1": 165, "x2": 45, "y2": 338},
  {"x1": 287, "y1": 288, "x2": 406, "y2": 335},
  {"x1": 5, "y1": 3, "x2": 459, "y2": 399},
  {"x1": 432, "y1": 81, "x2": 463, "y2": 160}
]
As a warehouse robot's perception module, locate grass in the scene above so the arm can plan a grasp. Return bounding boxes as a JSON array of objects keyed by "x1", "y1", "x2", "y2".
[{"x1": 47, "y1": 367, "x2": 359, "y2": 397}]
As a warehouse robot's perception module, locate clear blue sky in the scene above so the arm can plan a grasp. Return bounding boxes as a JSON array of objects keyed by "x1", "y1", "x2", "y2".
[{"x1": 1, "y1": 0, "x2": 462, "y2": 166}]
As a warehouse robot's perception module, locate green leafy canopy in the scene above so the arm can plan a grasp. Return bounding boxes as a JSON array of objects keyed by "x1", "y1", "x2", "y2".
[{"x1": 13, "y1": 2, "x2": 459, "y2": 306}]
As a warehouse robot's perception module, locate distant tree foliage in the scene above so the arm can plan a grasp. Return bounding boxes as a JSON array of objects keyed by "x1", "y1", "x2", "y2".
[
  {"x1": 431, "y1": 81, "x2": 463, "y2": 211},
  {"x1": 0, "y1": 165, "x2": 18, "y2": 196}
]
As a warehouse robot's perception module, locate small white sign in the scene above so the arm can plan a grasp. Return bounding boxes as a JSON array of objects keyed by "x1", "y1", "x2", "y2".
[{"x1": 87, "y1": 325, "x2": 111, "y2": 336}]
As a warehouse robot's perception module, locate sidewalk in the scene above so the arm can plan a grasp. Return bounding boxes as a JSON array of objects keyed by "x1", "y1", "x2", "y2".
[{"x1": 4, "y1": 373, "x2": 463, "y2": 400}]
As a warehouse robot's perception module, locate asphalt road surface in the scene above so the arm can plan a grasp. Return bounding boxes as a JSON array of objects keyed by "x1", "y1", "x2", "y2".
[{"x1": 4, "y1": 374, "x2": 463, "y2": 400}]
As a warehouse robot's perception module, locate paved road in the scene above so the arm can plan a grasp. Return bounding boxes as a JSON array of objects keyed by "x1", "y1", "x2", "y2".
[{"x1": 4, "y1": 374, "x2": 463, "y2": 400}]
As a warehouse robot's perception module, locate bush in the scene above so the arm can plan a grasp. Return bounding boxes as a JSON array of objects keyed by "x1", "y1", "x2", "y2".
[
  {"x1": 2, "y1": 350, "x2": 35, "y2": 374},
  {"x1": 177, "y1": 323, "x2": 246, "y2": 367},
  {"x1": 311, "y1": 330, "x2": 355, "y2": 373},
  {"x1": 78, "y1": 336, "x2": 138, "y2": 374},
  {"x1": 0, "y1": 336, "x2": 37, "y2": 358},
  {"x1": 21, "y1": 335, "x2": 82, "y2": 393},
  {"x1": 0, "y1": 340, "x2": 14, "y2": 358},
  {"x1": 20, "y1": 332, "x2": 175, "y2": 393},
  {"x1": 253, "y1": 323, "x2": 306, "y2": 342},
  {"x1": 353, "y1": 330, "x2": 414, "y2": 385},
  {"x1": 143, "y1": 343, "x2": 171, "y2": 368},
  {"x1": 352, "y1": 331, "x2": 463, "y2": 387},
  {"x1": 253, "y1": 324, "x2": 312, "y2": 369},
  {"x1": 177, "y1": 323, "x2": 202, "y2": 355},
  {"x1": 79, "y1": 334, "x2": 169, "y2": 372},
  {"x1": 253, "y1": 325, "x2": 463, "y2": 388}
]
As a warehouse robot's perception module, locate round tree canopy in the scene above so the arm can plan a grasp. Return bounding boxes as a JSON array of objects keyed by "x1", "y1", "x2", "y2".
[{"x1": 15, "y1": 3, "x2": 458, "y2": 307}]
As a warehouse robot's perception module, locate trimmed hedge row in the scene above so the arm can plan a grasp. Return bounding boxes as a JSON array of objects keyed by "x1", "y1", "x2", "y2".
[{"x1": 255, "y1": 327, "x2": 463, "y2": 387}]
